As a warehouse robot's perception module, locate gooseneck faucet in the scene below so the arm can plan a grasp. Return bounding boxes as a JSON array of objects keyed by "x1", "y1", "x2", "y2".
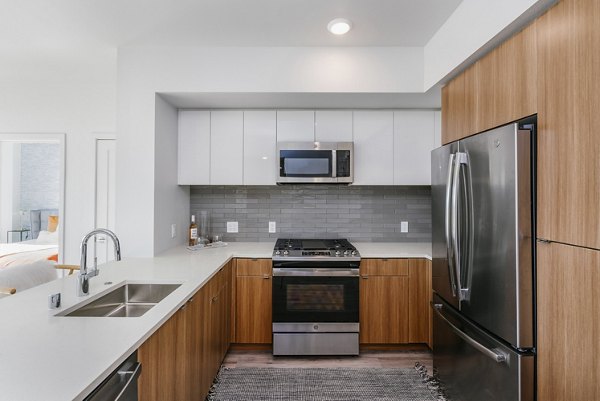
[{"x1": 77, "y1": 229, "x2": 122, "y2": 296}]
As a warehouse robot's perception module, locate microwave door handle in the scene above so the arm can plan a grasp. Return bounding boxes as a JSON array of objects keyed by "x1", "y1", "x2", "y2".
[
  {"x1": 445, "y1": 153, "x2": 458, "y2": 297},
  {"x1": 331, "y1": 149, "x2": 337, "y2": 178}
]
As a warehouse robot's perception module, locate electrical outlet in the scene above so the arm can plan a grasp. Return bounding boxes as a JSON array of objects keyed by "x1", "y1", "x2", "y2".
[
  {"x1": 171, "y1": 224, "x2": 177, "y2": 238},
  {"x1": 400, "y1": 221, "x2": 409, "y2": 233},
  {"x1": 269, "y1": 221, "x2": 276, "y2": 233},
  {"x1": 226, "y1": 221, "x2": 239, "y2": 233}
]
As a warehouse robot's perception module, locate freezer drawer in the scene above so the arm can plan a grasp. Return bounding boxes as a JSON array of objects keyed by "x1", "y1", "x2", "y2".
[{"x1": 432, "y1": 295, "x2": 534, "y2": 401}]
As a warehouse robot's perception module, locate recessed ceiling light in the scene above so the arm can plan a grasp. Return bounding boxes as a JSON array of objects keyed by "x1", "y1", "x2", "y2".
[{"x1": 327, "y1": 18, "x2": 352, "y2": 35}]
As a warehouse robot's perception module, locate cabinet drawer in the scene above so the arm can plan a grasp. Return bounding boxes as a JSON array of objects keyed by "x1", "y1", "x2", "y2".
[
  {"x1": 360, "y1": 259, "x2": 409, "y2": 276},
  {"x1": 236, "y1": 258, "x2": 272, "y2": 276}
]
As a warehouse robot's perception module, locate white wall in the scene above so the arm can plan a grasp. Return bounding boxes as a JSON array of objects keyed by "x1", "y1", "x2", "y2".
[
  {"x1": 154, "y1": 95, "x2": 190, "y2": 254},
  {"x1": 0, "y1": 61, "x2": 116, "y2": 262},
  {"x1": 116, "y1": 46, "x2": 425, "y2": 257}
]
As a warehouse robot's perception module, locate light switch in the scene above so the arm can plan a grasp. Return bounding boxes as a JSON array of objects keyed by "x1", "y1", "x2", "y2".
[
  {"x1": 400, "y1": 221, "x2": 409, "y2": 233},
  {"x1": 227, "y1": 222, "x2": 239, "y2": 233},
  {"x1": 269, "y1": 221, "x2": 276, "y2": 233}
]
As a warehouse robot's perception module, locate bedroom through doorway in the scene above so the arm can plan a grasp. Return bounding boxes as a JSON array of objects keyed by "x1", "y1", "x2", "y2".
[{"x1": 0, "y1": 133, "x2": 65, "y2": 279}]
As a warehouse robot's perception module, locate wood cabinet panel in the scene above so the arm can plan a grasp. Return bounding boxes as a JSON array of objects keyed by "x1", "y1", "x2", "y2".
[
  {"x1": 442, "y1": 23, "x2": 536, "y2": 145},
  {"x1": 407, "y1": 259, "x2": 432, "y2": 346},
  {"x1": 138, "y1": 308, "x2": 182, "y2": 401},
  {"x1": 360, "y1": 275, "x2": 409, "y2": 344},
  {"x1": 236, "y1": 258, "x2": 272, "y2": 276},
  {"x1": 361, "y1": 258, "x2": 408, "y2": 276},
  {"x1": 235, "y1": 274, "x2": 272, "y2": 343},
  {"x1": 536, "y1": 0, "x2": 600, "y2": 249},
  {"x1": 537, "y1": 242, "x2": 600, "y2": 401}
]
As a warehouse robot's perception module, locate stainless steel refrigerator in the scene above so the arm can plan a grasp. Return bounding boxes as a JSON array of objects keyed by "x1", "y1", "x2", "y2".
[{"x1": 431, "y1": 121, "x2": 535, "y2": 401}]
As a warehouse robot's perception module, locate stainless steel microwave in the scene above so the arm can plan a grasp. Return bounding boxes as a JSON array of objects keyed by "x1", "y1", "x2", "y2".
[{"x1": 277, "y1": 142, "x2": 353, "y2": 184}]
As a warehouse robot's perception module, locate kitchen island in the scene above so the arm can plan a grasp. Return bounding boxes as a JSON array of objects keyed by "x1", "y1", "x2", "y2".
[{"x1": 0, "y1": 242, "x2": 431, "y2": 401}]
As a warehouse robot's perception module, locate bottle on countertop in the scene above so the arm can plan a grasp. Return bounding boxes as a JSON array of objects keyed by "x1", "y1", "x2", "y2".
[{"x1": 189, "y1": 215, "x2": 198, "y2": 246}]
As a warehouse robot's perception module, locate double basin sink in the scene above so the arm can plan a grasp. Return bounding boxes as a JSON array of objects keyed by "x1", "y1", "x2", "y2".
[{"x1": 58, "y1": 283, "x2": 181, "y2": 317}]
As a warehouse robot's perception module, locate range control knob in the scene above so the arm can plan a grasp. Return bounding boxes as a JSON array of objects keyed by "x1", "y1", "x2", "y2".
[
  {"x1": 275, "y1": 250, "x2": 281, "y2": 255},
  {"x1": 351, "y1": 250, "x2": 357, "y2": 256},
  {"x1": 344, "y1": 250, "x2": 350, "y2": 256},
  {"x1": 335, "y1": 250, "x2": 341, "y2": 256},
  {"x1": 283, "y1": 250, "x2": 289, "y2": 256}
]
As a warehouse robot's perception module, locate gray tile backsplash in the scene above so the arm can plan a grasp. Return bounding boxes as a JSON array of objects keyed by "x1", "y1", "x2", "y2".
[{"x1": 190, "y1": 185, "x2": 431, "y2": 242}]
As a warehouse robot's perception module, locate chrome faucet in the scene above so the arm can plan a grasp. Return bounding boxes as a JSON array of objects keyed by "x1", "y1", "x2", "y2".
[{"x1": 77, "y1": 229, "x2": 122, "y2": 296}]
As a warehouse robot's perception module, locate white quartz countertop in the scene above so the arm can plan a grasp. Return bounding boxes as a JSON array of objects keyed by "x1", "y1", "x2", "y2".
[{"x1": 0, "y1": 241, "x2": 430, "y2": 401}]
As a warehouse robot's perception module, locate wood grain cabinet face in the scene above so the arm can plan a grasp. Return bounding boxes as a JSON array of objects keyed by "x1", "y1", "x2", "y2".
[
  {"x1": 138, "y1": 261, "x2": 233, "y2": 401},
  {"x1": 537, "y1": 242, "x2": 600, "y2": 401},
  {"x1": 234, "y1": 258, "x2": 272, "y2": 344},
  {"x1": 359, "y1": 258, "x2": 431, "y2": 346},
  {"x1": 536, "y1": 0, "x2": 600, "y2": 249}
]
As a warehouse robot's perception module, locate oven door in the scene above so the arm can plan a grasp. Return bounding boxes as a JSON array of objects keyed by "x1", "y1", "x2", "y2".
[{"x1": 272, "y1": 266, "x2": 359, "y2": 324}]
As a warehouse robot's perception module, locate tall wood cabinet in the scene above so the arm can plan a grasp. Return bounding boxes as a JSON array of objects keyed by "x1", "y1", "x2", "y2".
[
  {"x1": 536, "y1": 0, "x2": 600, "y2": 250},
  {"x1": 537, "y1": 242, "x2": 600, "y2": 401}
]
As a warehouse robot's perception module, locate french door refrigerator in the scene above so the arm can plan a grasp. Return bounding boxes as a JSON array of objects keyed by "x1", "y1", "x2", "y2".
[{"x1": 431, "y1": 121, "x2": 535, "y2": 401}]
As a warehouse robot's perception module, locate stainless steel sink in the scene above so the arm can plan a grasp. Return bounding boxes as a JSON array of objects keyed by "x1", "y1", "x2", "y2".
[{"x1": 60, "y1": 283, "x2": 181, "y2": 317}]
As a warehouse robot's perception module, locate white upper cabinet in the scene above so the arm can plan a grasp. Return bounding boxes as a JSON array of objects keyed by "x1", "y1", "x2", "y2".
[
  {"x1": 393, "y1": 111, "x2": 435, "y2": 185},
  {"x1": 210, "y1": 110, "x2": 244, "y2": 185},
  {"x1": 244, "y1": 110, "x2": 277, "y2": 185},
  {"x1": 315, "y1": 110, "x2": 353, "y2": 142},
  {"x1": 276, "y1": 110, "x2": 315, "y2": 142},
  {"x1": 178, "y1": 110, "x2": 210, "y2": 185},
  {"x1": 353, "y1": 111, "x2": 394, "y2": 185}
]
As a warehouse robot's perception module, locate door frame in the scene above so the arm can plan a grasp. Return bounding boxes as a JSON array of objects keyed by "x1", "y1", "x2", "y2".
[
  {"x1": 0, "y1": 132, "x2": 66, "y2": 263},
  {"x1": 92, "y1": 133, "x2": 116, "y2": 263}
]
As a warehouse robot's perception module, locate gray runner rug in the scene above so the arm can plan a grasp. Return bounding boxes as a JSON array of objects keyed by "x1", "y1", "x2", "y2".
[{"x1": 207, "y1": 366, "x2": 445, "y2": 401}]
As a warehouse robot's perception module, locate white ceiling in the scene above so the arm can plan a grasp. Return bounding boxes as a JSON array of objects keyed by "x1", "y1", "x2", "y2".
[{"x1": 0, "y1": 0, "x2": 462, "y2": 50}]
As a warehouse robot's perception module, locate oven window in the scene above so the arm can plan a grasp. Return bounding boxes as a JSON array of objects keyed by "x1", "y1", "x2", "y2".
[{"x1": 286, "y1": 284, "x2": 344, "y2": 311}]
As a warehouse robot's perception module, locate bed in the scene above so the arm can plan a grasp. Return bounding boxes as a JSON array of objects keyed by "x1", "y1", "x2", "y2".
[{"x1": 0, "y1": 209, "x2": 59, "y2": 269}]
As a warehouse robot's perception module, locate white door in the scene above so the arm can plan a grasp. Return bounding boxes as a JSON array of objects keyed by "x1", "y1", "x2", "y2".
[
  {"x1": 276, "y1": 110, "x2": 315, "y2": 142},
  {"x1": 315, "y1": 110, "x2": 353, "y2": 142},
  {"x1": 352, "y1": 111, "x2": 394, "y2": 185},
  {"x1": 244, "y1": 110, "x2": 277, "y2": 185},
  {"x1": 95, "y1": 139, "x2": 116, "y2": 265}
]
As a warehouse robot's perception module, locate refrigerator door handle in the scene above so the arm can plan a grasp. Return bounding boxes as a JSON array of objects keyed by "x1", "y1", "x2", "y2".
[
  {"x1": 455, "y1": 152, "x2": 473, "y2": 302},
  {"x1": 450, "y1": 154, "x2": 463, "y2": 300},
  {"x1": 445, "y1": 153, "x2": 458, "y2": 297},
  {"x1": 432, "y1": 302, "x2": 508, "y2": 364}
]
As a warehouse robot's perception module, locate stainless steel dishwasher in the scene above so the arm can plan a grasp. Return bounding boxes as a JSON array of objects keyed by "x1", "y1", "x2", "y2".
[{"x1": 83, "y1": 352, "x2": 141, "y2": 401}]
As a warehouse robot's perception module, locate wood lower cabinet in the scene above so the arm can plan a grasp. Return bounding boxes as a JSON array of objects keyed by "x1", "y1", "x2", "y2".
[
  {"x1": 138, "y1": 261, "x2": 232, "y2": 401},
  {"x1": 234, "y1": 258, "x2": 272, "y2": 344},
  {"x1": 359, "y1": 258, "x2": 431, "y2": 346},
  {"x1": 537, "y1": 242, "x2": 600, "y2": 401}
]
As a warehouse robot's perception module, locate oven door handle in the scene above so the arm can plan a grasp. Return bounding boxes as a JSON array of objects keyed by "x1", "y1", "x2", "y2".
[{"x1": 272, "y1": 268, "x2": 359, "y2": 277}]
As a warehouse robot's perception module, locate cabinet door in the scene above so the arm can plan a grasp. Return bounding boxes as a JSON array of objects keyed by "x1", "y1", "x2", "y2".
[
  {"x1": 537, "y1": 242, "x2": 600, "y2": 401},
  {"x1": 315, "y1": 110, "x2": 353, "y2": 142},
  {"x1": 537, "y1": 0, "x2": 600, "y2": 249},
  {"x1": 353, "y1": 111, "x2": 394, "y2": 185},
  {"x1": 244, "y1": 110, "x2": 277, "y2": 185},
  {"x1": 138, "y1": 308, "x2": 182, "y2": 401},
  {"x1": 235, "y1": 275, "x2": 272, "y2": 343},
  {"x1": 276, "y1": 110, "x2": 315, "y2": 142},
  {"x1": 393, "y1": 110, "x2": 435, "y2": 185},
  {"x1": 210, "y1": 110, "x2": 243, "y2": 185},
  {"x1": 178, "y1": 110, "x2": 210, "y2": 185},
  {"x1": 359, "y1": 275, "x2": 409, "y2": 343},
  {"x1": 408, "y1": 259, "x2": 432, "y2": 346}
]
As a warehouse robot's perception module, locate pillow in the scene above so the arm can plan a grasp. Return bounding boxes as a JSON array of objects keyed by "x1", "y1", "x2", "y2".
[
  {"x1": 36, "y1": 230, "x2": 59, "y2": 244},
  {"x1": 47, "y1": 215, "x2": 59, "y2": 232}
]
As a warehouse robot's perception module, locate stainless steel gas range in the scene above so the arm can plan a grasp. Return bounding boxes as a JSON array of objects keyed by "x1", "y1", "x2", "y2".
[{"x1": 272, "y1": 239, "x2": 361, "y2": 356}]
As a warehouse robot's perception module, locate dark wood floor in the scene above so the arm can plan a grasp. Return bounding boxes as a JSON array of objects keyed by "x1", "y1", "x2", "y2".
[{"x1": 223, "y1": 348, "x2": 433, "y2": 372}]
